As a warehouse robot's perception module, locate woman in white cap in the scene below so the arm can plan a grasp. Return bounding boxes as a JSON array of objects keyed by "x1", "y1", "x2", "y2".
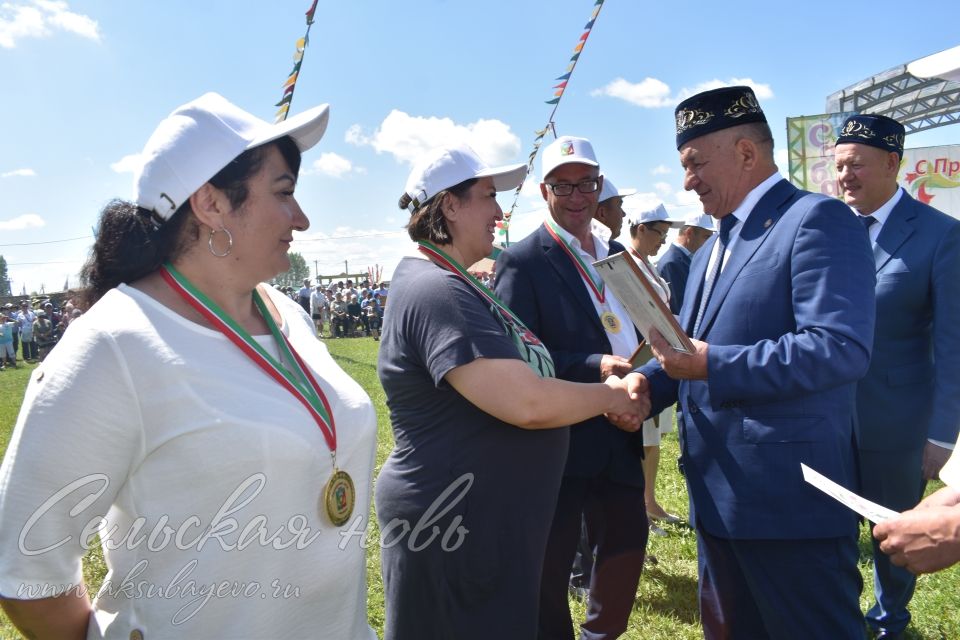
[
  {"x1": 376, "y1": 144, "x2": 648, "y2": 638},
  {"x1": 0, "y1": 94, "x2": 378, "y2": 639},
  {"x1": 626, "y1": 204, "x2": 683, "y2": 526}
]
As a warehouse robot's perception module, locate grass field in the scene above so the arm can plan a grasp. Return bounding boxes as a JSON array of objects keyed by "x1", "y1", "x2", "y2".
[{"x1": 1, "y1": 338, "x2": 959, "y2": 638}]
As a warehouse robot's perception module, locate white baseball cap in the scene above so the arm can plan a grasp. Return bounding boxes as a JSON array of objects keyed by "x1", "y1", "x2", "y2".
[
  {"x1": 541, "y1": 136, "x2": 599, "y2": 180},
  {"x1": 626, "y1": 203, "x2": 684, "y2": 228},
  {"x1": 598, "y1": 175, "x2": 637, "y2": 203},
  {"x1": 134, "y1": 92, "x2": 330, "y2": 220},
  {"x1": 403, "y1": 144, "x2": 526, "y2": 212},
  {"x1": 683, "y1": 213, "x2": 716, "y2": 231}
]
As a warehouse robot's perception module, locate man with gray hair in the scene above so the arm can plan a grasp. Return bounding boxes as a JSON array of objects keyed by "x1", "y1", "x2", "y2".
[{"x1": 638, "y1": 86, "x2": 876, "y2": 639}]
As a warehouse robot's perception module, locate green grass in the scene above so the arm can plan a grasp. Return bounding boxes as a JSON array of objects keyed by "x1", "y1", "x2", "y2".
[{"x1": 2, "y1": 337, "x2": 959, "y2": 638}]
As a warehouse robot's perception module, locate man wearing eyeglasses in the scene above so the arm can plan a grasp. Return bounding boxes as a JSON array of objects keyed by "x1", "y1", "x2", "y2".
[{"x1": 496, "y1": 136, "x2": 649, "y2": 640}]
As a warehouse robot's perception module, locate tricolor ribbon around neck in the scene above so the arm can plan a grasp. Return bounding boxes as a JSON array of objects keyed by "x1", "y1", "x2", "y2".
[
  {"x1": 543, "y1": 219, "x2": 605, "y2": 303},
  {"x1": 416, "y1": 241, "x2": 555, "y2": 378},
  {"x1": 160, "y1": 263, "x2": 337, "y2": 455},
  {"x1": 629, "y1": 246, "x2": 656, "y2": 276},
  {"x1": 416, "y1": 242, "x2": 539, "y2": 341}
]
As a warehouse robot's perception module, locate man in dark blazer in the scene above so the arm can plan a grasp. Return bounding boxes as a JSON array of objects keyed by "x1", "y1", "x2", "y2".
[
  {"x1": 835, "y1": 113, "x2": 960, "y2": 640},
  {"x1": 638, "y1": 86, "x2": 877, "y2": 639},
  {"x1": 496, "y1": 136, "x2": 648, "y2": 639},
  {"x1": 656, "y1": 213, "x2": 714, "y2": 314},
  {"x1": 592, "y1": 174, "x2": 633, "y2": 242}
]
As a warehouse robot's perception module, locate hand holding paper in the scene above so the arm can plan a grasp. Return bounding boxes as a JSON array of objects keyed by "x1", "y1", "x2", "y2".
[{"x1": 800, "y1": 463, "x2": 899, "y2": 523}]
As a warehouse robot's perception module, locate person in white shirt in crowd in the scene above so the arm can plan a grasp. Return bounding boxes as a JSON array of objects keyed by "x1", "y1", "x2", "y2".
[
  {"x1": 16, "y1": 301, "x2": 38, "y2": 362},
  {"x1": 625, "y1": 204, "x2": 685, "y2": 527},
  {"x1": 310, "y1": 283, "x2": 328, "y2": 337}
]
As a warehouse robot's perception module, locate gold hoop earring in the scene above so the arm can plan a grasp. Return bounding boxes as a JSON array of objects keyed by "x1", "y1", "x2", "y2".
[{"x1": 208, "y1": 226, "x2": 233, "y2": 258}]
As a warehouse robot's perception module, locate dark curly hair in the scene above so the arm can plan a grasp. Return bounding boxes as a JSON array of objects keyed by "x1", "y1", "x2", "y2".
[
  {"x1": 399, "y1": 178, "x2": 477, "y2": 244},
  {"x1": 80, "y1": 136, "x2": 301, "y2": 306}
]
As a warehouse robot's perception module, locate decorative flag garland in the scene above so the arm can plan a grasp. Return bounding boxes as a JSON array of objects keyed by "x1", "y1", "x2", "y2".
[
  {"x1": 275, "y1": 0, "x2": 320, "y2": 123},
  {"x1": 367, "y1": 264, "x2": 383, "y2": 286},
  {"x1": 498, "y1": 0, "x2": 606, "y2": 241}
]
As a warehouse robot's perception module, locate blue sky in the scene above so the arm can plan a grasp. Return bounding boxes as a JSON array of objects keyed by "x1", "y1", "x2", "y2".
[{"x1": 1, "y1": 0, "x2": 958, "y2": 294}]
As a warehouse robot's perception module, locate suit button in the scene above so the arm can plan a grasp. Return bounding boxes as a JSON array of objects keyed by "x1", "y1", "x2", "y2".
[{"x1": 688, "y1": 401, "x2": 699, "y2": 414}]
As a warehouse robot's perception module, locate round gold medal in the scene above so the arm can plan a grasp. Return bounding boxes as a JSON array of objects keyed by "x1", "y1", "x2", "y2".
[
  {"x1": 322, "y1": 469, "x2": 355, "y2": 526},
  {"x1": 600, "y1": 311, "x2": 621, "y2": 334}
]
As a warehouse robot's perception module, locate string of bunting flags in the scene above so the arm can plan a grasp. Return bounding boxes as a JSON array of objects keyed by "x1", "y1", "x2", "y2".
[
  {"x1": 498, "y1": 0, "x2": 606, "y2": 241},
  {"x1": 274, "y1": 0, "x2": 320, "y2": 123}
]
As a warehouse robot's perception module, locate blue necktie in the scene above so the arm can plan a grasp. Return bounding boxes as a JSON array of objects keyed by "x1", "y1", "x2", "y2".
[
  {"x1": 692, "y1": 215, "x2": 736, "y2": 336},
  {"x1": 861, "y1": 215, "x2": 876, "y2": 229}
]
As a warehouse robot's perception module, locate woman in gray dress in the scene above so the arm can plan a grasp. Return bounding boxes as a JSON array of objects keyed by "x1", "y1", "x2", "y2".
[{"x1": 375, "y1": 144, "x2": 650, "y2": 639}]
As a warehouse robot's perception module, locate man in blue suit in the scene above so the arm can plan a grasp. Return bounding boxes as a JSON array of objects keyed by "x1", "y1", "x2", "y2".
[
  {"x1": 656, "y1": 213, "x2": 714, "y2": 314},
  {"x1": 638, "y1": 86, "x2": 877, "y2": 639},
  {"x1": 835, "y1": 113, "x2": 960, "y2": 640},
  {"x1": 496, "y1": 136, "x2": 648, "y2": 640}
]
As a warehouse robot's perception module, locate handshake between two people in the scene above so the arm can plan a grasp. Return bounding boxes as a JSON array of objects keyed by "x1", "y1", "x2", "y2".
[
  {"x1": 597, "y1": 328, "x2": 712, "y2": 433},
  {"x1": 600, "y1": 353, "x2": 650, "y2": 433}
]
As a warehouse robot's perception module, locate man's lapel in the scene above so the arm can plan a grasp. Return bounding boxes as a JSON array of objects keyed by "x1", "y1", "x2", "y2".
[
  {"x1": 874, "y1": 193, "x2": 917, "y2": 273},
  {"x1": 695, "y1": 179, "x2": 798, "y2": 338},
  {"x1": 539, "y1": 225, "x2": 605, "y2": 333}
]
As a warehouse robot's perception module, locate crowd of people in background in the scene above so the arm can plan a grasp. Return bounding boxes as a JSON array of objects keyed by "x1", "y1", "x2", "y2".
[
  {"x1": 278, "y1": 277, "x2": 388, "y2": 340},
  {"x1": 0, "y1": 298, "x2": 82, "y2": 369}
]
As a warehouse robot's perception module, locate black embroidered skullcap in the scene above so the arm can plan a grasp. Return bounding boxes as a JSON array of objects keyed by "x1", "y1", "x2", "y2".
[
  {"x1": 836, "y1": 114, "x2": 905, "y2": 158},
  {"x1": 674, "y1": 85, "x2": 767, "y2": 149}
]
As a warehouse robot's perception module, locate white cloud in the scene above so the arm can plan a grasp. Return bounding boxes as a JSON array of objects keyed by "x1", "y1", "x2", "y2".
[
  {"x1": 110, "y1": 153, "x2": 142, "y2": 174},
  {"x1": 2, "y1": 168, "x2": 36, "y2": 177},
  {"x1": 654, "y1": 181, "x2": 673, "y2": 196},
  {"x1": 775, "y1": 147, "x2": 789, "y2": 170},
  {"x1": 651, "y1": 164, "x2": 671, "y2": 176},
  {"x1": 593, "y1": 76, "x2": 774, "y2": 109},
  {"x1": 591, "y1": 77, "x2": 672, "y2": 108},
  {"x1": 347, "y1": 110, "x2": 521, "y2": 166},
  {"x1": 291, "y1": 226, "x2": 410, "y2": 281},
  {"x1": 0, "y1": 1, "x2": 100, "y2": 48},
  {"x1": 678, "y1": 77, "x2": 774, "y2": 102},
  {"x1": 0, "y1": 213, "x2": 45, "y2": 230},
  {"x1": 674, "y1": 190, "x2": 701, "y2": 207},
  {"x1": 309, "y1": 152, "x2": 360, "y2": 178},
  {"x1": 344, "y1": 124, "x2": 369, "y2": 146},
  {"x1": 623, "y1": 192, "x2": 667, "y2": 216}
]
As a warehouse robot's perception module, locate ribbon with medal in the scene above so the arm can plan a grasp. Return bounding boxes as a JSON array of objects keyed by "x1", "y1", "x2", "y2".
[
  {"x1": 160, "y1": 263, "x2": 354, "y2": 526},
  {"x1": 543, "y1": 219, "x2": 622, "y2": 334},
  {"x1": 416, "y1": 241, "x2": 555, "y2": 379}
]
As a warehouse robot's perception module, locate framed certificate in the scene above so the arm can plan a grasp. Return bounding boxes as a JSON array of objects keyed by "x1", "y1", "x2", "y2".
[{"x1": 593, "y1": 252, "x2": 695, "y2": 354}]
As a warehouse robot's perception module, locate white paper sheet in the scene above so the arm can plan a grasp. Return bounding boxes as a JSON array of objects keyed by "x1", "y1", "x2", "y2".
[{"x1": 801, "y1": 463, "x2": 900, "y2": 524}]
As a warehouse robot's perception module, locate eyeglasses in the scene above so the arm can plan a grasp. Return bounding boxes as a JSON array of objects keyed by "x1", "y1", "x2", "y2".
[
  {"x1": 546, "y1": 179, "x2": 600, "y2": 196},
  {"x1": 643, "y1": 224, "x2": 668, "y2": 239}
]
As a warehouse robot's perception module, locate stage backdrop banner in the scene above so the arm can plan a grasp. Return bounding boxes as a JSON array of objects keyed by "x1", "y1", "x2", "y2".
[
  {"x1": 788, "y1": 113, "x2": 960, "y2": 218},
  {"x1": 786, "y1": 112, "x2": 854, "y2": 198},
  {"x1": 902, "y1": 146, "x2": 960, "y2": 219}
]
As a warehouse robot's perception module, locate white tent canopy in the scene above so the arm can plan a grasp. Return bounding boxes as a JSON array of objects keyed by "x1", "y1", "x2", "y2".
[
  {"x1": 826, "y1": 44, "x2": 960, "y2": 134},
  {"x1": 908, "y1": 45, "x2": 960, "y2": 83}
]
